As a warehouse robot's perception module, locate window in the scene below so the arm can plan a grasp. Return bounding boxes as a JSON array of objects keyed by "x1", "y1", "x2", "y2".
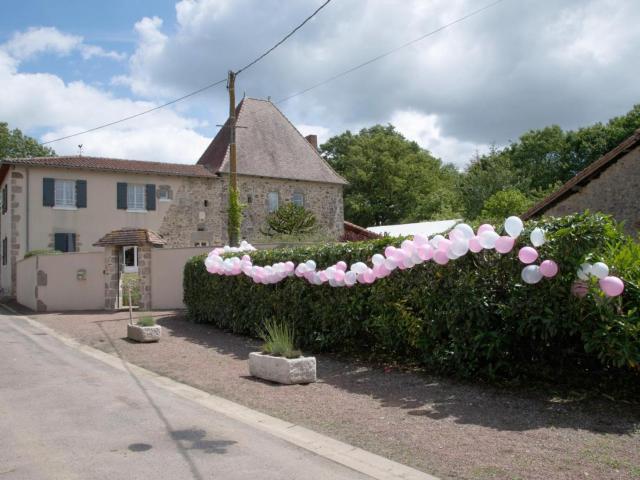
[
  {"x1": 54, "y1": 179, "x2": 76, "y2": 208},
  {"x1": 54, "y1": 233, "x2": 76, "y2": 253},
  {"x1": 2, "y1": 237, "x2": 6, "y2": 265},
  {"x1": 194, "y1": 241, "x2": 209, "y2": 247},
  {"x1": 123, "y1": 246, "x2": 138, "y2": 273},
  {"x1": 158, "y1": 186, "x2": 171, "y2": 201},
  {"x1": 127, "y1": 184, "x2": 146, "y2": 211},
  {"x1": 267, "y1": 191, "x2": 279, "y2": 212},
  {"x1": 292, "y1": 192, "x2": 304, "y2": 207}
]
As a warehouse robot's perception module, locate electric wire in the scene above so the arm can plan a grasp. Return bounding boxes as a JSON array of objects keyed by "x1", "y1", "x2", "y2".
[
  {"x1": 41, "y1": 0, "x2": 334, "y2": 145},
  {"x1": 276, "y1": 0, "x2": 504, "y2": 104}
]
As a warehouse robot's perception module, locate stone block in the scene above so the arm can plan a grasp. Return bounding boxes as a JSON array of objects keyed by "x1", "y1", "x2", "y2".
[
  {"x1": 127, "y1": 324, "x2": 161, "y2": 343},
  {"x1": 248, "y1": 352, "x2": 316, "y2": 384}
]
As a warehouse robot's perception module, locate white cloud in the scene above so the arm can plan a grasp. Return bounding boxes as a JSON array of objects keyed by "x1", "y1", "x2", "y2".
[
  {"x1": 1, "y1": 26, "x2": 124, "y2": 62},
  {"x1": 391, "y1": 110, "x2": 490, "y2": 168},
  {"x1": 0, "y1": 40, "x2": 210, "y2": 163}
]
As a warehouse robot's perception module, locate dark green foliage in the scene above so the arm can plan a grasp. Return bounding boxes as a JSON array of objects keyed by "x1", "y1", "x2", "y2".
[
  {"x1": 261, "y1": 203, "x2": 317, "y2": 237},
  {"x1": 320, "y1": 125, "x2": 462, "y2": 226},
  {"x1": 184, "y1": 214, "x2": 640, "y2": 386},
  {"x1": 0, "y1": 122, "x2": 55, "y2": 159},
  {"x1": 260, "y1": 319, "x2": 301, "y2": 358},
  {"x1": 479, "y1": 189, "x2": 534, "y2": 223}
]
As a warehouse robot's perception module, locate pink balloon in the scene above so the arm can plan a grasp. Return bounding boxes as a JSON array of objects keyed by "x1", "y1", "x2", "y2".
[
  {"x1": 599, "y1": 276, "x2": 624, "y2": 297},
  {"x1": 539, "y1": 260, "x2": 558, "y2": 278},
  {"x1": 336, "y1": 261, "x2": 347, "y2": 271},
  {"x1": 437, "y1": 238, "x2": 452, "y2": 252},
  {"x1": 434, "y1": 250, "x2": 449, "y2": 265},
  {"x1": 318, "y1": 271, "x2": 328, "y2": 282},
  {"x1": 285, "y1": 261, "x2": 295, "y2": 271},
  {"x1": 384, "y1": 246, "x2": 397, "y2": 258},
  {"x1": 494, "y1": 236, "x2": 515, "y2": 254},
  {"x1": 468, "y1": 236, "x2": 482, "y2": 253},
  {"x1": 518, "y1": 246, "x2": 538, "y2": 264},
  {"x1": 448, "y1": 229, "x2": 463, "y2": 241},
  {"x1": 334, "y1": 269, "x2": 345, "y2": 282},
  {"x1": 413, "y1": 234, "x2": 428, "y2": 246},
  {"x1": 477, "y1": 224, "x2": 494, "y2": 235},
  {"x1": 417, "y1": 245, "x2": 433, "y2": 261}
]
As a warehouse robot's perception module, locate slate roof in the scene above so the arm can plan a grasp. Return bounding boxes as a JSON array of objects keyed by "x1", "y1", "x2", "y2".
[
  {"x1": 93, "y1": 228, "x2": 166, "y2": 247},
  {"x1": 2, "y1": 156, "x2": 216, "y2": 178},
  {"x1": 198, "y1": 98, "x2": 347, "y2": 185},
  {"x1": 523, "y1": 128, "x2": 640, "y2": 219}
]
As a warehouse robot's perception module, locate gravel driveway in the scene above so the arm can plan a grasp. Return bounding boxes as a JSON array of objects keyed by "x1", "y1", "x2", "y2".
[{"x1": 29, "y1": 309, "x2": 640, "y2": 480}]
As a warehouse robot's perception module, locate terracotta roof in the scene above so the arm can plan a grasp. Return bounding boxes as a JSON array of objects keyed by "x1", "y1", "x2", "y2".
[
  {"x1": 523, "y1": 128, "x2": 640, "y2": 219},
  {"x1": 93, "y1": 228, "x2": 167, "y2": 247},
  {"x1": 341, "y1": 221, "x2": 381, "y2": 242},
  {"x1": 2, "y1": 156, "x2": 217, "y2": 178},
  {"x1": 198, "y1": 98, "x2": 347, "y2": 185}
]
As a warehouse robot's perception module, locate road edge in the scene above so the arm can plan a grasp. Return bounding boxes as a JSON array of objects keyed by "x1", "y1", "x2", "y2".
[{"x1": 0, "y1": 304, "x2": 438, "y2": 480}]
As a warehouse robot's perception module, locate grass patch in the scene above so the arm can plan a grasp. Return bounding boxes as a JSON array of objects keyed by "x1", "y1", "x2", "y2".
[
  {"x1": 260, "y1": 319, "x2": 301, "y2": 359},
  {"x1": 136, "y1": 315, "x2": 155, "y2": 327},
  {"x1": 121, "y1": 273, "x2": 140, "y2": 307}
]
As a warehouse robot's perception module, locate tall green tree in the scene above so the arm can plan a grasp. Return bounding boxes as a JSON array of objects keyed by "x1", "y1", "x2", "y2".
[
  {"x1": 0, "y1": 123, "x2": 55, "y2": 159},
  {"x1": 321, "y1": 125, "x2": 462, "y2": 226}
]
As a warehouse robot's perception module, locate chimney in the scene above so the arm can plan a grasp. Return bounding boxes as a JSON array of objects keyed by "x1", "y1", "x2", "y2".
[{"x1": 305, "y1": 134, "x2": 318, "y2": 151}]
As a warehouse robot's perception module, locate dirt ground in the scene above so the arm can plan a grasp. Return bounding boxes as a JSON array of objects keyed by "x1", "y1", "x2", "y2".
[{"x1": 28, "y1": 309, "x2": 640, "y2": 480}]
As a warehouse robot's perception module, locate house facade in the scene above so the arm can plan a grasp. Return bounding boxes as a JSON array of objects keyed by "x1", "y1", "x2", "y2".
[
  {"x1": 523, "y1": 128, "x2": 640, "y2": 236},
  {"x1": 0, "y1": 98, "x2": 345, "y2": 295}
]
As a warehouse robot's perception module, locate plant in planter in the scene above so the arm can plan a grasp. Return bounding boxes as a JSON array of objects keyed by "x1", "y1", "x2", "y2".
[
  {"x1": 248, "y1": 320, "x2": 316, "y2": 384},
  {"x1": 127, "y1": 314, "x2": 161, "y2": 343}
]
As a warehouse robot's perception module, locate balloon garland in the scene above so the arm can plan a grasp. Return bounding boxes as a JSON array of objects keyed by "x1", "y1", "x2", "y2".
[{"x1": 204, "y1": 216, "x2": 625, "y2": 297}]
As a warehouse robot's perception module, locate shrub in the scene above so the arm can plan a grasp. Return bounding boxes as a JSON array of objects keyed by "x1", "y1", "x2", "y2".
[
  {"x1": 136, "y1": 315, "x2": 155, "y2": 327},
  {"x1": 260, "y1": 319, "x2": 301, "y2": 358},
  {"x1": 261, "y1": 203, "x2": 317, "y2": 238},
  {"x1": 184, "y1": 213, "x2": 640, "y2": 385},
  {"x1": 24, "y1": 249, "x2": 61, "y2": 259}
]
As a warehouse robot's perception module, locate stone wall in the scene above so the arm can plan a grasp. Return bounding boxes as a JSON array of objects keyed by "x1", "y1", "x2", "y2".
[
  {"x1": 10, "y1": 171, "x2": 23, "y2": 295},
  {"x1": 137, "y1": 244, "x2": 152, "y2": 311},
  {"x1": 544, "y1": 146, "x2": 640, "y2": 236},
  {"x1": 158, "y1": 174, "x2": 344, "y2": 246},
  {"x1": 104, "y1": 246, "x2": 120, "y2": 310}
]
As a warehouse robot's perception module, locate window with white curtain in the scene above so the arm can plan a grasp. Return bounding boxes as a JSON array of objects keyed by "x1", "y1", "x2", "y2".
[
  {"x1": 267, "y1": 191, "x2": 279, "y2": 212},
  {"x1": 291, "y1": 192, "x2": 304, "y2": 207},
  {"x1": 54, "y1": 180, "x2": 76, "y2": 208},
  {"x1": 127, "y1": 184, "x2": 145, "y2": 210}
]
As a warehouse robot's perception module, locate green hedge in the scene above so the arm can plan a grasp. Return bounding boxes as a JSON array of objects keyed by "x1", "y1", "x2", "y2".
[{"x1": 184, "y1": 213, "x2": 640, "y2": 384}]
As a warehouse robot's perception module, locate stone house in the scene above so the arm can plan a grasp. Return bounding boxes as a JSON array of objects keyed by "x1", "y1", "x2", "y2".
[
  {"x1": 0, "y1": 98, "x2": 346, "y2": 295},
  {"x1": 523, "y1": 128, "x2": 640, "y2": 236}
]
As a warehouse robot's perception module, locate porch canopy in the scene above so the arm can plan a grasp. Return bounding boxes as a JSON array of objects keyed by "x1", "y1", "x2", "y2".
[{"x1": 93, "y1": 228, "x2": 166, "y2": 247}]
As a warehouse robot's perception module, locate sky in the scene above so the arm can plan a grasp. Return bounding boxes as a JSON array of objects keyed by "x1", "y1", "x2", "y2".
[{"x1": 1, "y1": 0, "x2": 639, "y2": 168}]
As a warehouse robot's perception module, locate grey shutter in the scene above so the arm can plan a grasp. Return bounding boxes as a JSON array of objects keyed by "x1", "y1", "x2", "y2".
[
  {"x1": 54, "y1": 233, "x2": 67, "y2": 252},
  {"x1": 69, "y1": 233, "x2": 77, "y2": 252},
  {"x1": 43, "y1": 178, "x2": 55, "y2": 207},
  {"x1": 117, "y1": 183, "x2": 127, "y2": 210},
  {"x1": 76, "y1": 180, "x2": 87, "y2": 208},
  {"x1": 2, "y1": 185, "x2": 7, "y2": 214},
  {"x1": 146, "y1": 184, "x2": 156, "y2": 211}
]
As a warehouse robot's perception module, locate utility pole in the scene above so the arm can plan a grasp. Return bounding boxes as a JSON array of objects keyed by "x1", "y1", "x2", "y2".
[{"x1": 227, "y1": 70, "x2": 240, "y2": 246}]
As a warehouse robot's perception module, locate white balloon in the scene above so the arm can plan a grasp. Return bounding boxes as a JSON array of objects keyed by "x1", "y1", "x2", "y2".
[
  {"x1": 446, "y1": 247, "x2": 461, "y2": 260},
  {"x1": 351, "y1": 262, "x2": 368, "y2": 274},
  {"x1": 591, "y1": 262, "x2": 609, "y2": 279},
  {"x1": 372, "y1": 253, "x2": 385, "y2": 266},
  {"x1": 521, "y1": 265, "x2": 543, "y2": 284},
  {"x1": 479, "y1": 231, "x2": 500, "y2": 249},
  {"x1": 504, "y1": 216, "x2": 524, "y2": 238},
  {"x1": 305, "y1": 260, "x2": 316, "y2": 271},
  {"x1": 430, "y1": 234, "x2": 445, "y2": 249},
  {"x1": 345, "y1": 271, "x2": 357, "y2": 285},
  {"x1": 454, "y1": 223, "x2": 475, "y2": 239},
  {"x1": 530, "y1": 227, "x2": 546, "y2": 247},
  {"x1": 384, "y1": 258, "x2": 398, "y2": 271},
  {"x1": 451, "y1": 238, "x2": 469, "y2": 256}
]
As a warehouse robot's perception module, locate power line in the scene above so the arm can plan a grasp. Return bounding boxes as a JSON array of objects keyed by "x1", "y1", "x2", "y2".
[
  {"x1": 276, "y1": 0, "x2": 505, "y2": 104},
  {"x1": 41, "y1": 0, "x2": 334, "y2": 145},
  {"x1": 235, "y1": 0, "x2": 333, "y2": 75},
  {"x1": 41, "y1": 78, "x2": 227, "y2": 145}
]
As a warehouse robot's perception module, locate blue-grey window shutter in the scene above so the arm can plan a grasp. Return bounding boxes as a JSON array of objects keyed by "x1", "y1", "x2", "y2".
[
  {"x1": 117, "y1": 182, "x2": 127, "y2": 210},
  {"x1": 43, "y1": 178, "x2": 55, "y2": 206},
  {"x1": 69, "y1": 233, "x2": 77, "y2": 252},
  {"x1": 54, "y1": 233, "x2": 67, "y2": 252},
  {"x1": 76, "y1": 180, "x2": 87, "y2": 208},
  {"x1": 146, "y1": 184, "x2": 156, "y2": 211}
]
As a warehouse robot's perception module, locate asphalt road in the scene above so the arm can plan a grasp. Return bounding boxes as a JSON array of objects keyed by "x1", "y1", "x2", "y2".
[{"x1": 0, "y1": 312, "x2": 371, "y2": 480}]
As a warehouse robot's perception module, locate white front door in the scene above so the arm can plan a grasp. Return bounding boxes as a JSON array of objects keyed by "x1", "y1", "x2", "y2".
[{"x1": 122, "y1": 246, "x2": 138, "y2": 273}]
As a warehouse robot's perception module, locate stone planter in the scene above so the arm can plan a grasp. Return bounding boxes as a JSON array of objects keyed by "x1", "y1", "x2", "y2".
[
  {"x1": 248, "y1": 352, "x2": 316, "y2": 385},
  {"x1": 127, "y1": 324, "x2": 161, "y2": 343}
]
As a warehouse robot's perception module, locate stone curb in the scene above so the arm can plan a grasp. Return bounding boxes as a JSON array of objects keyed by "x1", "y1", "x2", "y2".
[{"x1": 0, "y1": 304, "x2": 439, "y2": 480}]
